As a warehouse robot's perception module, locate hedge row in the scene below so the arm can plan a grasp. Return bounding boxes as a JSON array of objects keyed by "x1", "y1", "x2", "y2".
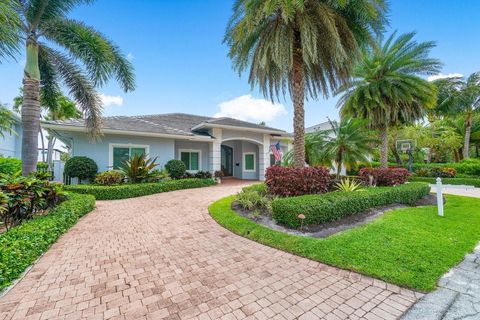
[
  {"x1": 271, "y1": 182, "x2": 431, "y2": 228},
  {"x1": 409, "y1": 176, "x2": 480, "y2": 187},
  {"x1": 367, "y1": 161, "x2": 480, "y2": 176},
  {"x1": 0, "y1": 157, "x2": 22, "y2": 175},
  {"x1": 0, "y1": 193, "x2": 95, "y2": 290},
  {"x1": 64, "y1": 178, "x2": 216, "y2": 200}
]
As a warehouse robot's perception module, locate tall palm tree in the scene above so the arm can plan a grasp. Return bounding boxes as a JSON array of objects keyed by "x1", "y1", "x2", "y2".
[
  {"x1": 433, "y1": 73, "x2": 480, "y2": 159},
  {"x1": 3, "y1": 0, "x2": 135, "y2": 174},
  {"x1": 338, "y1": 32, "x2": 441, "y2": 168},
  {"x1": 322, "y1": 118, "x2": 376, "y2": 177},
  {"x1": 224, "y1": 0, "x2": 387, "y2": 168}
]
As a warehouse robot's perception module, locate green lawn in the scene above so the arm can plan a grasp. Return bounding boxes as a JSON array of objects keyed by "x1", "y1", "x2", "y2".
[{"x1": 209, "y1": 195, "x2": 480, "y2": 292}]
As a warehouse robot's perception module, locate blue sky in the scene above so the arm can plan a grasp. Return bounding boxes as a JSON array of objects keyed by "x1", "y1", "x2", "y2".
[{"x1": 1, "y1": 0, "x2": 479, "y2": 132}]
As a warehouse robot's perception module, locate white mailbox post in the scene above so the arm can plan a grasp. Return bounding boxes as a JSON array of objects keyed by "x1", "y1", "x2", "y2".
[{"x1": 436, "y1": 177, "x2": 444, "y2": 217}]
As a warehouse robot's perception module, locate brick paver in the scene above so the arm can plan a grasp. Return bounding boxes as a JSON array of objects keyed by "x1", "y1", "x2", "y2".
[{"x1": 0, "y1": 181, "x2": 421, "y2": 319}]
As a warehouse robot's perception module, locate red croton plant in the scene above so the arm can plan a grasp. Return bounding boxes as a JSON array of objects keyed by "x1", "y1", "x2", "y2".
[
  {"x1": 265, "y1": 166, "x2": 331, "y2": 197},
  {"x1": 359, "y1": 167, "x2": 411, "y2": 186}
]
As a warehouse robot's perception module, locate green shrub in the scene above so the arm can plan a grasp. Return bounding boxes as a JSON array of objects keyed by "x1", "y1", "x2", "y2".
[
  {"x1": 165, "y1": 160, "x2": 186, "y2": 179},
  {"x1": 0, "y1": 193, "x2": 95, "y2": 290},
  {"x1": 409, "y1": 176, "x2": 480, "y2": 187},
  {"x1": 271, "y1": 183, "x2": 431, "y2": 228},
  {"x1": 236, "y1": 186, "x2": 271, "y2": 211},
  {"x1": 0, "y1": 157, "x2": 21, "y2": 175},
  {"x1": 65, "y1": 178, "x2": 216, "y2": 200},
  {"x1": 94, "y1": 171, "x2": 125, "y2": 185},
  {"x1": 369, "y1": 160, "x2": 480, "y2": 177},
  {"x1": 194, "y1": 171, "x2": 212, "y2": 179},
  {"x1": 64, "y1": 156, "x2": 98, "y2": 182}
]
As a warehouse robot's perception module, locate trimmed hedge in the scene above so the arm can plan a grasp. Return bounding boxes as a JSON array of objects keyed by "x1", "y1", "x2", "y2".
[
  {"x1": 367, "y1": 160, "x2": 480, "y2": 176},
  {"x1": 0, "y1": 157, "x2": 22, "y2": 175},
  {"x1": 64, "y1": 178, "x2": 216, "y2": 200},
  {"x1": 409, "y1": 176, "x2": 480, "y2": 187},
  {"x1": 0, "y1": 193, "x2": 95, "y2": 290},
  {"x1": 271, "y1": 183, "x2": 431, "y2": 228}
]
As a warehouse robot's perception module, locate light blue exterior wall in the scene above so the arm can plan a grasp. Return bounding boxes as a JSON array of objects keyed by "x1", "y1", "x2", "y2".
[
  {"x1": 174, "y1": 140, "x2": 210, "y2": 171},
  {"x1": 221, "y1": 129, "x2": 264, "y2": 145},
  {"x1": 68, "y1": 132, "x2": 175, "y2": 171},
  {"x1": 221, "y1": 140, "x2": 259, "y2": 180},
  {"x1": 0, "y1": 122, "x2": 22, "y2": 158}
]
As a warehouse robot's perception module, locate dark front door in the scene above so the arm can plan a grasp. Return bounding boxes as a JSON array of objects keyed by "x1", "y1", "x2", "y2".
[{"x1": 221, "y1": 145, "x2": 233, "y2": 176}]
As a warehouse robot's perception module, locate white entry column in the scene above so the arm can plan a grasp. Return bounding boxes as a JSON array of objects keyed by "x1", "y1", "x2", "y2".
[
  {"x1": 258, "y1": 134, "x2": 271, "y2": 181},
  {"x1": 209, "y1": 128, "x2": 222, "y2": 175}
]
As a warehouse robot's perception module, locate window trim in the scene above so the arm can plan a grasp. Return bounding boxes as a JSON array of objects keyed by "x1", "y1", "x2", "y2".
[
  {"x1": 108, "y1": 143, "x2": 150, "y2": 169},
  {"x1": 243, "y1": 152, "x2": 256, "y2": 172},
  {"x1": 178, "y1": 149, "x2": 202, "y2": 172}
]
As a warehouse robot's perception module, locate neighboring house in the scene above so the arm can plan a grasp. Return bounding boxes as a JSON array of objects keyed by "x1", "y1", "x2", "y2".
[
  {"x1": 43, "y1": 113, "x2": 292, "y2": 181},
  {"x1": 0, "y1": 113, "x2": 22, "y2": 158}
]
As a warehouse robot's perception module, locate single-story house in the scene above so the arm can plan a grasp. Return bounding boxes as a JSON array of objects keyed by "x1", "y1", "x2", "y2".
[{"x1": 43, "y1": 113, "x2": 292, "y2": 181}]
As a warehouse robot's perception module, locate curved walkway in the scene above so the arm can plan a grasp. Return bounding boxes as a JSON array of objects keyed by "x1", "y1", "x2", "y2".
[{"x1": 0, "y1": 181, "x2": 420, "y2": 320}]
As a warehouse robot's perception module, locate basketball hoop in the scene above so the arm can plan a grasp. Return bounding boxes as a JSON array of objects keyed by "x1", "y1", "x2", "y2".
[{"x1": 396, "y1": 139, "x2": 415, "y2": 153}]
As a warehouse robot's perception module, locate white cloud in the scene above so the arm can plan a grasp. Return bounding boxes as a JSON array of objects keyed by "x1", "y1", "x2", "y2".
[
  {"x1": 428, "y1": 73, "x2": 463, "y2": 82},
  {"x1": 126, "y1": 52, "x2": 134, "y2": 61},
  {"x1": 100, "y1": 94, "x2": 123, "y2": 108},
  {"x1": 214, "y1": 94, "x2": 287, "y2": 123}
]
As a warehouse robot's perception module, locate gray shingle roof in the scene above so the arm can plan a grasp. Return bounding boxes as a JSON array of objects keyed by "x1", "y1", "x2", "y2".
[{"x1": 44, "y1": 113, "x2": 287, "y2": 137}]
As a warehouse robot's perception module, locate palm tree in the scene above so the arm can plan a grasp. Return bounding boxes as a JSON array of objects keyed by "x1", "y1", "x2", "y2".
[
  {"x1": 433, "y1": 73, "x2": 480, "y2": 159},
  {"x1": 224, "y1": 0, "x2": 387, "y2": 168},
  {"x1": 322, "y1": 118, "x2": 377, "y2": 177},
  {"x1": 2, "y1": 0, "x2": 135, "y2": 174},
  {"x1": 338, "y1": 32, "x2": 441, "y2": 168}
]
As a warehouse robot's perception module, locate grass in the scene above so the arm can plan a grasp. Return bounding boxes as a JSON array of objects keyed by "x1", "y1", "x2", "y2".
[{"x1": 209, "y1": 194, "x2": 480, "y2": 292}]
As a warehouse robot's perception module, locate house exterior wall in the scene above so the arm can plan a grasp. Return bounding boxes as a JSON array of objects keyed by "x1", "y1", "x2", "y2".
[
  {"x1": 174, "y1": 140, "x2": 210, "y2": 171},
  {"x1": 68, "y1": 132, "x2": 175, "y2": 171},
  {"x1": 0, "y1": 122, "x2": 22, "y2": 158}
]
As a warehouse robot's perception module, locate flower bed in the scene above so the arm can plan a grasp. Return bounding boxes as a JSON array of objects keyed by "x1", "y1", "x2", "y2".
[
  {"x1": 0, "y1": 193, "x2": 95, "y2": 290},
  {"x1": 64, "y1": 178, "x2": 216, "y2": 200},
  {"x1": 271, "y1": 182, "x2": 431, "y2": 228}
]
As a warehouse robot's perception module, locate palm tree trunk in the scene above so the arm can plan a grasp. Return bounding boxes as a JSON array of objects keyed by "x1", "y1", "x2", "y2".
[
  {"x1": 21, "y1": 40, "x2": 41, "y2": 175},
  {"x1": 379, "y1": 126, "x2": 389, "y2": 168},
  {"x1": 463, "y1": 111, "x2": 472, "y2": 159},
  {"x1": 291, "y1": 35, "x2": 305, "y2": 168}
]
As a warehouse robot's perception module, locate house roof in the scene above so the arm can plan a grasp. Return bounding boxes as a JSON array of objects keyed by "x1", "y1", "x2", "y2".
[
  {"x1": 43, "y1": 113, "x2": 288, "y2": 139},
  {"x1": 305, "y1": 121, "x2": 333, "y2": 134}
]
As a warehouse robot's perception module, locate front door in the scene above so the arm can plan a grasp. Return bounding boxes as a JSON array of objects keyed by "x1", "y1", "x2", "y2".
[{"x1": 221, "y1": 145, "x2": 233, "y2": 176}]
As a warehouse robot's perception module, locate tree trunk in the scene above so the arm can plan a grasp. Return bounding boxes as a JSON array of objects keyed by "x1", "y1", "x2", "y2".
[
  {"x1": 46, "y1": 134, "x2": 55, "y2": 169},
  {"x1": 39, "y1": 128, "x2": 45, "y2": 162},
  {"x1": 463, "y1": 111, "x2": 472, "y2": 159},
  {"x1": 379, "y1": 127, "x2": 389, "y2": 168},
  {"x1": 21, "y1": 40, "x2": 41, "y2": 175},
  {"x1": 291, "y1": 35, "x2": 305, "y2": 168}
]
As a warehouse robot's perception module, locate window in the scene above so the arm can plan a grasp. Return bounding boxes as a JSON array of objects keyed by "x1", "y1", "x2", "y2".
[
  {"x1": 243, "y1": 152, "x2": 256, "y2": 172},
  {"x1": 109, "y1": 144, "x2": 148, "y2": 169},
  {"x1": 179, "y1": 150, "x2": 201, "y2": 171}
]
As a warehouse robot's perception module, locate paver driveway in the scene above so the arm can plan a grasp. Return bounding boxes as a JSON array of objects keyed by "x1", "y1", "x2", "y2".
[{"x1": 0, "y1": 181, "x2": 421, "y2": 320}]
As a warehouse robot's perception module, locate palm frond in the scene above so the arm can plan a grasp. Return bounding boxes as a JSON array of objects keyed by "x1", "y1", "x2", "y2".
[
  {"x1": 26, "y1": 0, "x2": 94, "y2": 28},
  {"x1": 0, "y1": 0, "x2": 22, "y2": 61},
  {"x1": 40, "y1": 45, "x2": 102, "y2": 138},
  {"x1": 41, "y1": 18, "x2": 135, "y2": 91}
]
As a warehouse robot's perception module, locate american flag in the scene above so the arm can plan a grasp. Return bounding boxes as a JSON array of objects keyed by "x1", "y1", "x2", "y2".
[{"x1": 271, "y1": 142, "x2": 282, "y2": 161}]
